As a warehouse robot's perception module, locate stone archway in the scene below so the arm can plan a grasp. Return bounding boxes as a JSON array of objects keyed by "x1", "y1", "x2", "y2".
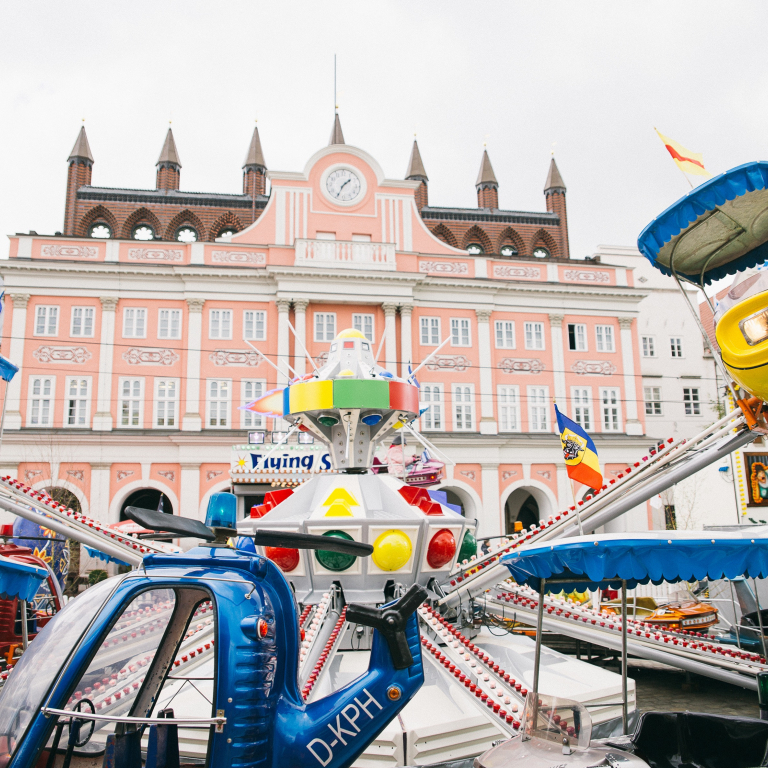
[
  {"x1": 502, "y1": 483, "x2": 555, "y2": 534},
  {"x1": 120, "y1": 488, "x2": 174, "y2": 520}
]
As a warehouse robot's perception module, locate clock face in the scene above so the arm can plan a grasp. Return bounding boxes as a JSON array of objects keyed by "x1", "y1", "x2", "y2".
[{"x1": 325, "y1": 168, "x2": 362, "y2": 202}]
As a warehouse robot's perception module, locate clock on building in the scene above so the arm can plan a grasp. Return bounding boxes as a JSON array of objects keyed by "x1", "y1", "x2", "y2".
[{"x1": 324, "y1": 167, "x2": 362, "y2": 203}]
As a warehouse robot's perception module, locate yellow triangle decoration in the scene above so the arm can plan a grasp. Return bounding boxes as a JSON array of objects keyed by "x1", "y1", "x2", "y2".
[
  {"x1": 322, "y1": 487, "x2": 360, "y2": 507},
  {"x1": 325, "y1": 500, "x2": 353, "y2": 517}
]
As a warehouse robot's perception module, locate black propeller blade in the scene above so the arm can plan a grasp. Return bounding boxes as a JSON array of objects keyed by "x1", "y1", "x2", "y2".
[
  {"x1": 346, "y1": 583, "x2": 428, "y2": 669},
  {"x1": 252, "y1": 530, "x2": 373, "y2": 557},
  {"x1": 124, "y1": 507, "x2": 215, "y2": 542}
]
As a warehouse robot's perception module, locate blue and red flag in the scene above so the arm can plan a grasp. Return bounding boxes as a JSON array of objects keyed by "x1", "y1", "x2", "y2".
[{"x1": 554, "y1": 404, "x2": 602, "y2": 490}]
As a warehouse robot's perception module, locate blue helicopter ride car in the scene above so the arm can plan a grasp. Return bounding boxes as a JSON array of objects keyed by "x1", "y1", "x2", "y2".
[{"x1": 0, "y1": 494, "x2": 426, "y2": 768}]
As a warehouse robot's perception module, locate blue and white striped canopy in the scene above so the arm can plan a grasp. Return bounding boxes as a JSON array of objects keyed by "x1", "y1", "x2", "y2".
[
  {"x1": 501, "y1": 531, "x2": 768, "y2": 592},
  {"x1": 0, "y1": 554, "x2": 48, "y2": 601}
]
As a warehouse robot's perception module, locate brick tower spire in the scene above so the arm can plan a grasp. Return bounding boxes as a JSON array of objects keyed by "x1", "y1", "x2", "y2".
[
  {"x1": 329, "y1": 113, "x2": 345, "y2": 146},
  {"x1": 476, "y1": 149, "x2": 498, "y2": 209},
  {"x1": 243, "y1": 123, "x2": 267, "y2": 197},
  {"x1": 544, "y1": 156, "x2": 569, "y2": 259},
  {"x1": 406, "y1": 139, "x2": 428, "y2": 211},
  {"x1": 63, "y1": 125, "x2": 94, "y2": 235},
  {"x1": 156, "y1": 127, "x2": 181, "y2": 191}
]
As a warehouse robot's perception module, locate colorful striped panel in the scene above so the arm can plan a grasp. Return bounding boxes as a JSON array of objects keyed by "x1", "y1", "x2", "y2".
[
  {"x1": 332, "y1": 379, "x2": 389, "y2": 409},
  {"x1": 288, "y1": 380, "x2": 333, "y2": 414},
  {"x1": 388, "y1": 382, "x2": 419, "y2": 413}
]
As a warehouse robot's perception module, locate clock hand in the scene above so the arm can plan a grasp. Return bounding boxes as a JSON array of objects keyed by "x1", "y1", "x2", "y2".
[{"x1": 339, "y1": 179, "x2": 351, "y2": 192}]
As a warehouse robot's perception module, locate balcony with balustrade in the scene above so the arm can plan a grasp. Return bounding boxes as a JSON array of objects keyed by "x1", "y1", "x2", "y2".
[{"x1": 294, "y1": 239, "x2": 397, "y2": 271}]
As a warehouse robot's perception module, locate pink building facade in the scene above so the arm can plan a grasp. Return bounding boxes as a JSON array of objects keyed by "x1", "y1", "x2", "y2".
[{"x1": 0, "y1": 138, "x2": 651, "y2": 537}]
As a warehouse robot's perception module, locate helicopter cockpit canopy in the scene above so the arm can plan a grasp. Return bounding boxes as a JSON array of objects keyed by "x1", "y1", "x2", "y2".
[{"x1": 521, "y1": 693, "x2": 592, "y2": 749}]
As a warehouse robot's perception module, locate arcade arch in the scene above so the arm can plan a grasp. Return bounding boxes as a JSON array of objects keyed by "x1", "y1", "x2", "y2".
[{"x1": 501, "y1": 482, "x2": 556, "y2": 534}]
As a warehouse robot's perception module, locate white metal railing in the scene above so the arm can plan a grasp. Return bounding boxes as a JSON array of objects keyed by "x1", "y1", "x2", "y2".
[{"x1": 294, "y1": 239, "x2": 396, "y2": 271}]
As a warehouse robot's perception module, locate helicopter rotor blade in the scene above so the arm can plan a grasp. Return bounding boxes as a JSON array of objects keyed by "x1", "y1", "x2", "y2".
[
  {"x1": 252, "y1": 529, "x2": 373, "y2": 557},
  {"x1": 124, "y1": 507, "x2": 216, "y2": 542}
]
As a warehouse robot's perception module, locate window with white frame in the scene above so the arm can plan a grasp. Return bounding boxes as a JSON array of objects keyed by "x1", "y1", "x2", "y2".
[
  {"x1": 158, "y1": 309, "x2": 181, "y2": 340},
  {"x1": 207, "y1": 380, "x2": 231, "y2": 427},
  {"x1": 683, "y1": 387, "x2": 700, "y2": 416},
  {"x1": 209, "y1": 309, "x2": 232, "y2": 340},
  {"x1": 595, "y1": 325, "x2": 615, "y2": 352},
  {"x1": 452, "y1": 384, "x2": 474, "y2": 430},
  {"x1": 243, "y1": 310, "x2": 266, "y2": 341},
  {"x1": 314, "y1": 312, "x2": 336, "y2": 342},
  {"x1": 65, "y1": 377, "x2": 90, "y2": 427},
  {"x1": 450, "y1": 318, "x2": 471, "y2": 347},
  {"x1": 34, "y1": 306, "x2": 59, "y2": 336},
  {"x1": 670, "y1": 337, "x2": 683, "y2": 358},
  {"x1": 154, "y1": 379, "x2": 179, "y2": 428},
  {"x1": 495, "y1": 320, "x2": 515, "y2": 349},
  {"x1": 352, "y1": 313, "x2": 375, "y2": 342},
  {"x1": 118, "y1": 378, "x2": 144, "y2": 428},
  {"x1": 421, "y1": 384, "x2": 444, "y2": 430},
  {"x1": 571, "y1": 387, "x2": 592, "y2": 430},
  {"x1": 498, "y1": 385, "x2": 520, "y2": 432},
  {"x1": 600, "y1": 387, "x2": 621, "y2": 431},
  {"x1": 644, "y1": 386, "x2": 662, "y2": 416},
  {"x1": 527, "y1": 386, "x2": 549, "y2": 432},
  {"x1": 241, "y1": 380, "x2": 265, "y2": 428},
  {"x1": 642, "y1": 336, "x2": 656, "y2": 357},
  {"x1": 28, "y1": 376, "x2": 54, "y2": 427},
  {"x1": 420, "y1": 317, "x2": 441, "y2": 346},
  {"x1": 524, "y1": 322, "x2": 545, "y2": 350},
  {"x1": 70, "y1": 307, "x2": 94, "y2": 338},
  {"x1": 123, "y1": 308, "x2": 147, "y2": 339},
  {"x1": 567, "y1": 323, "x2": 587, "y2": 352}
]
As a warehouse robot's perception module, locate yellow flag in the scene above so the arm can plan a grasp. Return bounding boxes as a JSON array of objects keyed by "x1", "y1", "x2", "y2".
[{"x1": 655, "y1": 129, "x2": 711, "y2": 177}]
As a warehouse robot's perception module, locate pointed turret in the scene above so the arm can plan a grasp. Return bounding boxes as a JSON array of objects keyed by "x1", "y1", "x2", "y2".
[
  {"x1": 329, "y1": 113, "x2": 345, "y2": 145},
  {"x1": 156, "y1": 127, "x2": 181, "y2": 190},
  {"x1": 406, "y1": 140, "x2": 429, "y2": 210},
  {"x1": 475, "y1": 149, "x2": 498, "y2": 209},
  {"x1": 64, "y1": 125, "x2": 94, "y2": 235},
  {"x1": 544, "y1": 156, "x2": 569, "y2": 259},
  {"x1": 243, "y1": 123, "x2": 267, "y2": 197}
]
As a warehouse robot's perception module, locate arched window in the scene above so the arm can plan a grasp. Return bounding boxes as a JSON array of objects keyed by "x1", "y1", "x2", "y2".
[
  {"x1": 132, "y1": 224, "x2": 155, "y2": 241},
  {"x1": 500, "y1": 245, "x2": 518, "y2": 257},
  {"x1": 176, "y1": 226, "x2": 198, "y2": 243},
  {"x1": 218, "y1": 228, "x2": 236, "y2": 238},
  {"x1": 533, "y1": 247, "x2": 550, "y2": 259},
  {"x1": 89, "y1": 223, "x2": 111, "y2": 239},
  {"x1": 466, "y1": 243, "x2": 484, "y2": 255}
]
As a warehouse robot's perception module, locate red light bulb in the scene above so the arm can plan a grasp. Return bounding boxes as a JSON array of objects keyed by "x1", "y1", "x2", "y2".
[
  {"x1": 265, "y1": 546, "x2": 300, "y2": 572},
  {"x1": 426, "y1": 529, "x2": 457, "y2": 568}
]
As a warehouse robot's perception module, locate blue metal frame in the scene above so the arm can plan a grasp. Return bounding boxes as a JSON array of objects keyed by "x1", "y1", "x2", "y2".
[{"x1": 8, "y1": 545, "x2": 424, "y2": 768}]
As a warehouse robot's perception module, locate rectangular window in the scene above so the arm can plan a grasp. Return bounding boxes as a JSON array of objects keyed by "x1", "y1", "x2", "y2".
[
  {"x1": 595, "y1": 324, "x2": 615, "y2": 352},
  {"x1": 572, "y1": 387, "x2": 592, "y2": 431},
  {"x1": 314, "y1": 312, "x2": 336, "y2": 342},
  {"x1": 34, "y1": 306, "x2": 59, "y2": 336},
  {"x1": 207, "y1": 380, "x2": 231, "y2": 427},
  {"x1": 421, "y1": 384, "x2": 444, "y2": 431},
  {"x1": 495, "y1": 320, "x2": 515, "y2": 349},
  {"x1": 567, "y1": 323, "x2": 587, "y2": 352},
  {"x1": 243, "y1": 310, "x2": 266, "y2": 341},
  {"x1": 158, "y1": 309, "x2": 181, "y2": 340},
  {"x1": 450, "y1": 318, "x2": 471, "y2": 347},
  {"x1": 119, "y1": 378, "x2": 144, "y2": 428},
  {"x1": 600, "y1": 387, "x2": 621, "y2": 431},
  {"x1": 70, "y1": 307, "x2": 94, "y2": 338},
  {"x1": 352, "y1": 313, "x2": 375, "y2": 342},
  {"x1": 420, "y1": 317, "x2": 441, "y2": 346},
  {"x1": 642, "y1": 336, "x2": 656, "y2": 357},
  {"x1": 670, "y1": 337, "x2": 683, "y2": 358},
  {"x1": 28, "y1": 377, "x2": 54, "y2": 427},
  {"x1": 527, "y1": 386, "x2": 549, "y2": 432},
  {"x1": 65, "y1": 377, "x2": 90, "y2": 427},
  {"x1": 241, "y1": 380, "x2": 265, "y2": 428},
  {"x1": 524, "y1": 322, "x2": 545, "y2": 350},
  {"x1": 644, "y1": 386, "x2": 662, "y2": 416},
  {"x1": 498, "y1": 386, "x2": 520, "y2": 432},
  {"x1": 123, "y1": 308, "x2": 147, "y2": 339},
  {"x1": 452, "y1": 384, "x2": 474, "y2": 430},
  {"x1": 209, "y1": 309, "x2": 232, "y2": 340},
  {"x1": 154, "y1": 379, "x2": 179, "y2": 428},
  {"x1": 683, "y1": 387, "x2": 701, "y2": 416}
]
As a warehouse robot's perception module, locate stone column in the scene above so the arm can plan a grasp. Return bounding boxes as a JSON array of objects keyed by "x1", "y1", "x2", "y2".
[
  {"x1": 619, "y1": 316, "x2": 642, "y2": 435},
  {"x1": 180, "y1": 463, "x2": 202, "y2": 520},
  {"x1": 549, "y1": 313, "x2": 567, "y2": 416},
  {"x1": 93, "y1": 297, "x2": 118, "y2": 431},
  {"x1": 293, "y1": 299, "x2": 309, "y2": 376},
  {"x1": 89, "y1": 463, "x2": 112, "y2": 523},
  {"x1": 182, "y1": 298, "x2": 205, "y2": 432},
  {"x1": 480, "y1": 463, "x2": 502, "y2": 537},
  {"x1": 399, "y1": 304, "x2": 413, "y2": 379},
  {"x1": 476, "y1": 308, "x2": 497, "y2": 435},
  {"x1": 383, "y1": 302, "x2": 398, "y2": 371},
  {"x1": 276, "y1": 299, "x2": 292, "y2": 384},
  {"x1": 5, "y1": 294, "x2": 30, "y2": 430}
]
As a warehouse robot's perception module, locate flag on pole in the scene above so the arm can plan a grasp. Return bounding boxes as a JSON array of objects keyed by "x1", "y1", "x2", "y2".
[
  {"x1": 0, "y1": 355, "x2": 18, "y2": 383},
  {"x1": 554, "y1": 404, "x2": 602, "y2": 489},
  {"x1": 655, "y1": 129, "x2": 711, "y2": 177}
]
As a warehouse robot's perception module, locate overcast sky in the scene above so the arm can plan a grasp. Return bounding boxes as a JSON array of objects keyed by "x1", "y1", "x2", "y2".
[{"x1": 3, "y1": 1, "x2": 768, "y2": 262}]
